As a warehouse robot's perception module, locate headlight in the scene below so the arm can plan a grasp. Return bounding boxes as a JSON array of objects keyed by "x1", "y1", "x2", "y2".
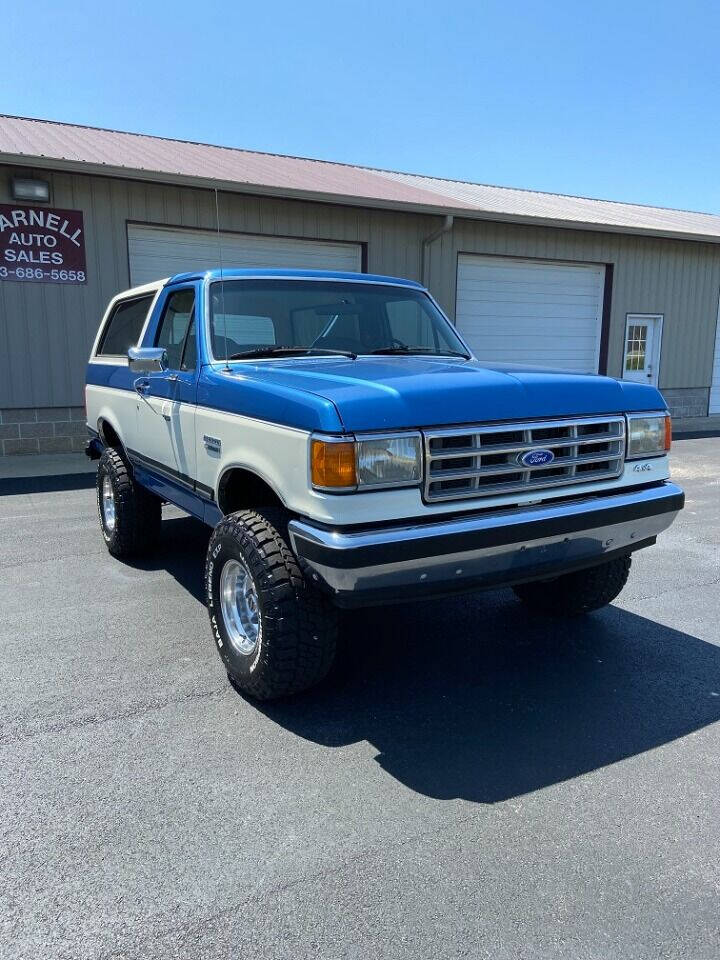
[
  {"x1": 357, "y1": 434, "x2": 422, "y2": 487},
  {"x1": 626, "y1": 413, "x2": 671, "y2": 459},
  {"x1": 311, "y1": 433, "x2": 422, "y2": 491}
]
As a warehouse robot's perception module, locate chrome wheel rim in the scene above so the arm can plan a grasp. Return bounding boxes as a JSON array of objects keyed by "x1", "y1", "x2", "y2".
[
  {"x1": 220, "y1": 558, "x2": 260, "y2": 656},
  {"x1": 101, "y1": 475, "x2": 116, "y2": 532}
]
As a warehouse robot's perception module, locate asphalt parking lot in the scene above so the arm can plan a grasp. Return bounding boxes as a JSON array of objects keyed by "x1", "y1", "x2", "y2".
[{"x1": 2, "y1": 438, "x2": 719, "y2": 960}]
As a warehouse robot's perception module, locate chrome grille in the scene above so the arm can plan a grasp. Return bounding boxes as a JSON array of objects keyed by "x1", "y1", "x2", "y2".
[{"x1": 424, "y1": 416, "x2": 626, "y2": 503}]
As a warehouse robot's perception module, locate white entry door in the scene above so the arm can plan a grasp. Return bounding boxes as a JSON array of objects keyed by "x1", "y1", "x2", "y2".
[{"x1": 622, "y1": 314, "x2": 663, "y2": 386}]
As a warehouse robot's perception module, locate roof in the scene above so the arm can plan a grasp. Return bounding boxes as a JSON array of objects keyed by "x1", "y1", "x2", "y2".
[
  {"x1": 166, "y1": 268, "x2": 423, "y2": 287},
  {"x1": 3, "y1": 114, "x2": 720, "y2": 243}
]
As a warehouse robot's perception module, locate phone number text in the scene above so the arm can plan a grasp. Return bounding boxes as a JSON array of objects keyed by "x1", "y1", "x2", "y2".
[{"x1": 0, "y1": 266, "x2": 86, "y2": 282}]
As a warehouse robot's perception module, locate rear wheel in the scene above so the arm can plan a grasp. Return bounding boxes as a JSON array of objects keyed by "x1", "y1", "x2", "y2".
[
  {"x1": 512, "y1": 554, "x2": 632, "y2": 616},
  {"x1": 205, "y1": 508, "x2": 337, "y2": 700},
  {"x1": 96, "y1": 447, "x2": 161, "y2": 558}
]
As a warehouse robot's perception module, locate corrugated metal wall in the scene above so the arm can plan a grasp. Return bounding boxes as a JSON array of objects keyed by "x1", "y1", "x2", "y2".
[
  {"x1": 425, "y1": 218, "x2": 720, "y2": 390},
  {"x1": 2, "y1": 162, "x2": 720, "y2": 408},
  {"x1": 0, "y1": 165, "x2": 435, "y2": 407}
]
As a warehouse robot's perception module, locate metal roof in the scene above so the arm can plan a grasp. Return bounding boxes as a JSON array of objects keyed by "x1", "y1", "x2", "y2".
[{"x1": 3, "y1": 114, "x2": 720, "y2": 243}]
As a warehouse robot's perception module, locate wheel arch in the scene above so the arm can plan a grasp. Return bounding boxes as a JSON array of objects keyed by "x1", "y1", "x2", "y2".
[
  {"x1": 96, "y1": 413, "x2": 128, "y2": 458},
  {"x1": 216, "y1": 464, "x2": 288, "y2": 516}
]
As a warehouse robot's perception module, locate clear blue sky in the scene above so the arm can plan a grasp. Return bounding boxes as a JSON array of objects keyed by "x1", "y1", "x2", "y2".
[{"x1": 4, "y1": 0, "x2": 720, "y2": 213}]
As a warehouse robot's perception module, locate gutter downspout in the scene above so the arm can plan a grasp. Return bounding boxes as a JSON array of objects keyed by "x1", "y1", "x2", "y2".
[{"x1": 421, "y1": 214, "x2": 454, "y2": 287}]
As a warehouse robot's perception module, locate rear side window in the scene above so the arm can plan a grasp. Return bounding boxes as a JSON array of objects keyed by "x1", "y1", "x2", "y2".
[{"x1": 97, "y1": 295, "x2": 154, "y2": 357}]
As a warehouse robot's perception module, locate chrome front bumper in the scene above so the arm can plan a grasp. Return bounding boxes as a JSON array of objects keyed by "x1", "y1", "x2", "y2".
[{"x1": 288, "y1": 482, "x2": 684, "y2": 608}]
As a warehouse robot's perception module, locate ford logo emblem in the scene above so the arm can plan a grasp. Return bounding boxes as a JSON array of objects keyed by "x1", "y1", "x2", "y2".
[{"x1": 519, "y1": 448, "x2": 555, "y2": 467}]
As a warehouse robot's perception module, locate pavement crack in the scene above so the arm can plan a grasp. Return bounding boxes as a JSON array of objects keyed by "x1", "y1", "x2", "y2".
[
  {"x1": 0, "y1": 685, "x2": 229, "y2": 748},
  {"x1": 96, "y1": 802, "x2": 491, "y2": 959},
  {"x1": 627, "y1": 574, "x2": 720, "y2": 603}
]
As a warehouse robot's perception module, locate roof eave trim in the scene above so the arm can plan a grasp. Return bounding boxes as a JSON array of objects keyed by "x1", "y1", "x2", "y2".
[{"x1": 3, "y1": 152, "x2": 720, "y2": 245}]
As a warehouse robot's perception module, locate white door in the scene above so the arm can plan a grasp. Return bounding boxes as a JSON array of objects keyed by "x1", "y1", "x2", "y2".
[
  {"x1": 127, "y1": 224, "x2": 362, "y2": 286},
  {"x1": 455, "y1": 254, "x2": 606, "y2": 373},
  {"x1": 134, "y1": 285, "x2": 198, "y2": 484},
  {"x1": 710, "y1": 295, "x2": 720, "y2": 414},
  {"x1": 622, "y1": 314, "x2": 663, "y2": 386}
]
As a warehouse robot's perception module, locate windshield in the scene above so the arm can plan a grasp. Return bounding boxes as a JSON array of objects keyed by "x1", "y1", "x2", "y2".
[{"x1": 208, "y1": 280, "x2": 469, "y2": 360}]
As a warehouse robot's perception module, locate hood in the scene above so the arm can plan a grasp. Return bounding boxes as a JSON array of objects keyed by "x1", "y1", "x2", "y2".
[{"x1": 209, "y1": 357, "x2": 667, "y2": 433}]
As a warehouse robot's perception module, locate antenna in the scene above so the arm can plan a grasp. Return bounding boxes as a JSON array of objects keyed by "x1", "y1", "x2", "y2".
[{"x1": 214, "y1": 187, "x2": 230, "y2": 371}]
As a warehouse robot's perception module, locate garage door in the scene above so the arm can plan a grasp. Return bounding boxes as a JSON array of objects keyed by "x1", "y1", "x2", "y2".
[
  {"x1": 455, "y1": 254, "x2": 606, "y2": 373},
  {"x1": 127, "y1": 224, "x2": 362, "y2": 286}
]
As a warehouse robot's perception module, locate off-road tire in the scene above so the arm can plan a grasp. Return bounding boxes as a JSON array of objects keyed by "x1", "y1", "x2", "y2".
[
  {"x1": 96, "y1": 447, "x2": 161, "y2": 558},
  {"x1": 205, "y1": 508, "x2": 338, "y2": 700},
  {"x1": 512, "y1": 554, "x2": 632, "y2": 616}
]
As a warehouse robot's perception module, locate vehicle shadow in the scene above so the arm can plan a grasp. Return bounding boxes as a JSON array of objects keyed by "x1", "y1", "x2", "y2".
[
  {"x1": 258, "y1": 596, "x2": 720, "y2": 803},
  {"x1": 0, "y1": 472, "x2": 97, "y2": 495},
  {"x1": 144, "y1": 515, "x2": 720, "y2": 804},
  {"x1": 128, "y1": 513, "x2": 210, "y2": 603}
]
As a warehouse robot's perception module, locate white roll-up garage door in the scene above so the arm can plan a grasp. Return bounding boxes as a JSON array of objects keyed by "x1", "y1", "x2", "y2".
[
  {"x1": 127, "y1": 224, "x2": 362, "y2": 286},
  {"x1": 455, "y1": 254, "x2": 606, "y2": 373}
]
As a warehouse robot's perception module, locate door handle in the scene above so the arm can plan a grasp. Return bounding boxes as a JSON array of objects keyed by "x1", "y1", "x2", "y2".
[
  {"x1": 161, "y1": 401, "x2": 172, "y2": 420},
  {"x1": 134, "y1": 377, "x2": 150, "y2": 395}
]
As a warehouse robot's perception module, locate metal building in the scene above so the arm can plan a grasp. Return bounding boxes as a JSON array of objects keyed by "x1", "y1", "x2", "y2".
[{"x1": 1, "y1": 114, "x2": 720, "y2": 455}]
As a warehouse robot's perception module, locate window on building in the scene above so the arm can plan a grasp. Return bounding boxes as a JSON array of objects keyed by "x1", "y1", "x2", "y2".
[
  {"x1": 624, "y1": 323, "x2": 648, "y2": 371},
  {"x1": 97, "y1": 295, "x2": 154, "y2": 357}
]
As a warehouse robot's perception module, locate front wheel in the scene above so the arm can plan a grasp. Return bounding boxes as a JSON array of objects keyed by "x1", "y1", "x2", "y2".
[
  {"x1": 205, "y1": 509, "x2": 337, "y2": 700},
  {"x1": 512, "y1": 554, "x2": 632, "y2": 616}
]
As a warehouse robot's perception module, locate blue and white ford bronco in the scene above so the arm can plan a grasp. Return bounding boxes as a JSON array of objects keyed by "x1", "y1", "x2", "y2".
[{"x1": 86, "y1": 269, "x2": 684, "y2": 699}]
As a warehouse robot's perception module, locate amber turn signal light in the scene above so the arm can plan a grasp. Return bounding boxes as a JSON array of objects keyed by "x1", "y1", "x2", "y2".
[
  {"x1": 311, "y1": 439, "x2": 357, "y2": 489},
  {"x1": 664, "y1": 414, "x2": 672, "y2": 451}
]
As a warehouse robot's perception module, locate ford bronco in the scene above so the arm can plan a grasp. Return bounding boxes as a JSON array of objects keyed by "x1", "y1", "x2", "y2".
[{"x1": 85, "y1": 269, "x2": 684, "y2": 699}]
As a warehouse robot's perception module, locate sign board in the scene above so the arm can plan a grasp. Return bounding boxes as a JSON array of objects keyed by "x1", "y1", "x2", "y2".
[{"x1": 0, "y1": 204, "x2": 87, "y2": 284}]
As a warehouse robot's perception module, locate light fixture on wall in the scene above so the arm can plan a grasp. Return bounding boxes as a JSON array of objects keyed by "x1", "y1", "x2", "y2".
[{"x1": 11, "y1": 177, "x2": 50, "y2": 203}]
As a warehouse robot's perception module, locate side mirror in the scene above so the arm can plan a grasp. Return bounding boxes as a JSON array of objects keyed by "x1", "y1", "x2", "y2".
[{"x1": 128, "y1": 346, "x2": 168, "y2": 373}]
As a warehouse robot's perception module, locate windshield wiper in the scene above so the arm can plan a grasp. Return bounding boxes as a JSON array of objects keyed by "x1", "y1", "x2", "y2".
[
  {"x1": 369, "y1": 346, "x2": 470, "y2": 358},
  {"x1": 228, "y1": 346, "x2": 356, "y2": 360},
  {"x1": 303, "y1": 347, "x2": 357, "y2": 360}
]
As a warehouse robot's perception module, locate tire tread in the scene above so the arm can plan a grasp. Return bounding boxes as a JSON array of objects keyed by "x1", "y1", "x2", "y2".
[
  {"x1": 97, "y1": 447, "x2": 161, "y2": 558},
  {"x1": 206, "y1": 508, "x2": 337, "y2": 700},
  {"x1": 513, "y1": 554, "x2": 632, "y2": 616}
]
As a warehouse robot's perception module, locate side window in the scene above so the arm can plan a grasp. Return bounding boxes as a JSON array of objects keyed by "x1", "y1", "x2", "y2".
[
  {"x1": 155, "y1": 289, "x2": 196, "y2": 370},
  {"x1": 97, "y1": 295, "x2": 154, "y2": 357},
  {"x1": 385, "y1": 299, "x2": 436, "y2": 349},
  {"x1": 180, "y1": 318, "x2": 197, "y2": 371}
]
